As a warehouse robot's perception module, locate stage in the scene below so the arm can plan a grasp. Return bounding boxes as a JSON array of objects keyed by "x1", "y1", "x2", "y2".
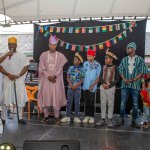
[{"x1": 0, "y1": 114, "x2": 150, "y2": 150}]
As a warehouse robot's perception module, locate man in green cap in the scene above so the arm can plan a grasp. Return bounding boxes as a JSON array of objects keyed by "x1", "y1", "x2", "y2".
[{"x1": 117, "y1": 42, "x2": 147, "y2": 128}]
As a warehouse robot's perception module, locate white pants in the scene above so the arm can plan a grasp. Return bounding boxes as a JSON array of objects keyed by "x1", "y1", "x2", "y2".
[
  {"x1": 1, "y1": 104, "x2": 23, "y2": 120},
  {"x1": 100, "y1": 85, "x2": 116, "y2": 119}
]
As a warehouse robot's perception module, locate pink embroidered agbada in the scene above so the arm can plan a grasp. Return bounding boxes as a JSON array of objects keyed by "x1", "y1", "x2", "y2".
[{"x1": 38, "y1": 51, "x2": 67, "y2": 112}]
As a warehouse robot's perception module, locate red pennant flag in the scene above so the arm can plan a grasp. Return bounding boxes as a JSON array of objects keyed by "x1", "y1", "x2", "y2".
[
  {"x1": 71, "y1": 45, "x2": 76, "y2": 51},
  {"x1": 105, "y1": 40, "x2": 111, "y2": 47},
  {"x1": 82, "y1": 27, "x2": 86, "y2": 33},
  {"x1": 39, "y1": 26, "x2": 43, "y2": 33},
  {"x1": 80, "y1": 46, "x2": 84, "y2": 52},
  {"x1": 131, "y1": 22, "x2": 136, "y2": 27}
]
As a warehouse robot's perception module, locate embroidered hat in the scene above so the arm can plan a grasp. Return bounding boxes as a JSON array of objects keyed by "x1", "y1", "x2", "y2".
[
  {"x1": 127, "y1": 42, "x2": 137, "y2": 49},
  {"x1": 87, "y1": 49, "x2": 96, "y2": 56},
  {"x1": 106, "y1": 49, "x2": 118, "y2": 60},
  {"x1": 8, "y1": 37, "x2": 17, "y2": 43},
  {"x1": 75, "y1": 52, "x2": 83, "y2": 63},
  {"x1": 49, "y1": 35, "x2": 58, "y2": 45}
]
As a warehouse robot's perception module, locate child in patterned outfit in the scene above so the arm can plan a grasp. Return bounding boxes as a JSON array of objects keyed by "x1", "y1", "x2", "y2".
[
  {"x1": 140, "y1": 78, "x2": 150, "y2": 128},
  {"x1": 61, "y1": 52, "x2": 84, "y2": 123}
]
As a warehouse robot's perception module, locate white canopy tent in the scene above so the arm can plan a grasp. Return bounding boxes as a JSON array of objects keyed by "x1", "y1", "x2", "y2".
[{"x1": 0, "y1": 0, "x2": 150, "y2": 22}]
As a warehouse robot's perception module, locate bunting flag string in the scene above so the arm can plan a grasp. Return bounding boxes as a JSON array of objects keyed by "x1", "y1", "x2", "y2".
[
  {"x1": 39, "y1": 21, "x2": 137, "y2": 51},
  {"x1": 38, "y1": 21, "x2": 137, "y2": 34}
]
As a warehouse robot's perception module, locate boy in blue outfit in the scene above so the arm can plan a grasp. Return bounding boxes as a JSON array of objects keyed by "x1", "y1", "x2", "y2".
[
  {"x1": 61, "y1": 52, "x2": 84, "y2": 123},
  {"x1": 82, "y1": 49, "x2": 101, "y2": 124}
]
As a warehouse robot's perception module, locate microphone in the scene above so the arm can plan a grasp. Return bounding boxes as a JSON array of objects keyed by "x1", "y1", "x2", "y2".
[{"x1": 9, "y1": 50, "x2": 13, "y2": 60}]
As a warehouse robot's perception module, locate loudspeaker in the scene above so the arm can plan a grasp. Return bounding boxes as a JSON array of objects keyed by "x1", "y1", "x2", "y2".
[{"x1": 23, "y1": 140, "x2": 80, "y2": 150}]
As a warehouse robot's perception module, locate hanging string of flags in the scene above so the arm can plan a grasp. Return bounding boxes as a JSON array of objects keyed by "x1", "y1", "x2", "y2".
[
  {"x1": 38, "y1": 21, "x2": 137, "y2": 51},
  {"x1": 39, "y1": 21, "x2": 136, "y2": 34}
]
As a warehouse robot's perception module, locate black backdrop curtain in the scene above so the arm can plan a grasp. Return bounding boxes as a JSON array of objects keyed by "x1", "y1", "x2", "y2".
[{"x1": 33, "y1": 20, "x2": 147, "y2": 114}]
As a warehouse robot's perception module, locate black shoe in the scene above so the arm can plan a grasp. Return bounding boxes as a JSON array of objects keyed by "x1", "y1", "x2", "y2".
[
  {"x1": 116, "y1": 118, "x2": 124, "y2": 126},
  {"x1": 143, "y1": 122, "x2": 148, "y2": 128},
  {"x1": 131, "y1": 119, "x2": 141, "y2": 128},
  {"x1": 19, "y1": 119, "x2": 27, "y2": 124},
  {"x1": 42, "y1": 117, "x2": 49, "y2": 123}
]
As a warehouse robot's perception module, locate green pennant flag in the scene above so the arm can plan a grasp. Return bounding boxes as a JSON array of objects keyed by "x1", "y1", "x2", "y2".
[
  {"x1": 122, "y1": 23, "x2": 127, "y2": 29},
  {"x1": 89, "y1": 28, "x2": 93, "y2": 33},
  {"x1": 102, "y1": 26, "x2": 107, "y2": 32},
  {"x1": 75, "y1": 28, "x2": 80, "y2": 33},
  {"x1": 96, "y1": 27, "x2": 100, "y2": 33},
  {"x1": 118, "y1": 34, "x2": 123, "y2": 40},
  {"x1": 123, "y1": 30, "x2": 127, "y2": 37},
  {"x1": 44, "y1": 31, "x2": 49, "y2": 37},
  {"x1": 85, "y1": 46, "x2": 89, "y2": 51}
]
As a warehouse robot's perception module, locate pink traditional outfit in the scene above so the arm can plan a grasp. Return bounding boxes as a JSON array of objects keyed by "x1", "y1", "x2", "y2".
[{"x1": 38, "y1": 36, "x2": 67, "y2": 119}]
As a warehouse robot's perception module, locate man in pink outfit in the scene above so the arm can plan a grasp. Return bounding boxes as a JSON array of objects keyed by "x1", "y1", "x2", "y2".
[{"x1": 38, "y1": 35, "x2": 68, "y2": 123}]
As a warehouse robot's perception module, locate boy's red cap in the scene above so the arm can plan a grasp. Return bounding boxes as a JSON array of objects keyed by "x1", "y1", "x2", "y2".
[{"x1": 87, "y1": 49, "x2": 96, "y2": 56}]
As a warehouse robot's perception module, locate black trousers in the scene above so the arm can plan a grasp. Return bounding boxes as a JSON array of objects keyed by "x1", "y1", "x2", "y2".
[{"x1": 83, "y1": 90, "x2": 95, "y2": 117}]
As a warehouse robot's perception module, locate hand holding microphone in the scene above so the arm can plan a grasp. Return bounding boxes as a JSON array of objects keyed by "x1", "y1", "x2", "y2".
[{"x1": 7, "y1": 49, "x2": 14, "y2": 60}]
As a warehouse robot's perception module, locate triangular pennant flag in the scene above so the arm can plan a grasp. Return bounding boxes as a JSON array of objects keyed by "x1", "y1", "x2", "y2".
[
  {"x1": 122, "y1": 30, "x2": 127, "y2": 37},
  {"x1": 109, "y1": 25, "x2": 113, "y2": 32},
  {"x1": 66, "y1": 43, "x2": 70, "y2": 49},
  {"x1": 105, "y1": 40, "x2": 111, "y2": 48},
  {"x1": 82, "y1": 27, "x2": 86, "y2": 33},
  {"x1": 128, "y1": 22, "x2": 132, "y2": 27},
  {"x1": 85, "y1": 46, "x2": 89, "y2": 51},
  {"x1": 99, "y1": 43, "x2": 104, "y2": 50},
  {"x1": 117, "y1": 24, "x2": 121, "y2": 30},
  {"x1": 62, "y1": 27, "x2": 67, "y2": 33},
  {"x1": 49, "y1": 27, "x2": 54, "y2": 32},
  {"x1": 122, "y1": 23, "x2": 127, "y2": 29},
  {"x1": 91, "y1": 45, "x2": 96, "y2": 50},
  {"x1": 71, "y1": 45, "x2": 76, "y2": 51},
  {"x1": 44, "y1": 26, "x2": 48, "y2": 31},
  {"x1": 96, "y1": 27, "x2": 100, "y2": 33},
  {"x1": 77, "y1": 46, "x2": 80, "y2": 51},
  {"x1": 39, "y1": 26, "x2": 43, "y2": 33},
  {"x1": 111, "y1": 37, "x2": 117, "y2": 45},
  {"x1": 75, "y1": 28, "x2": 80, "y2": 33},
  {"x1": 115, "y1": 24, "x2": 119, "y2": 30},
  {"x1": 60, "y1": 41, "x2": 65, "y2": 47},
  {"x1": 131, "y1": 21, "x2": 136, "y2": 27},
  {"x1": 89, "y1": 28, "x2": 93, "y2": 33},
  {"x1": 102, "y1": 26, "x2": 107, "y2": 32},
  {"x1": 44, "y1": 31, "x2": 49, "y2": 37},
  {"x1": 56, "y1": 27, "x2": 61, "y2": 33},
  {"x1": 69, "y1": 27, "x2": 73, "y2": 33},
  {"x1": 118, "y1": 34, "x2": 123, "y2": 40},
  {"x1": 80, "y1": 46, "x2": 84, "y2": 52}
]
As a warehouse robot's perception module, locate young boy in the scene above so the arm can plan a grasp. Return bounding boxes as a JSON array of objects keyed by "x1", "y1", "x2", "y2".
[
  {"x1": 140, "y1": 78, "x2": 150, "y2": 128},
  {"x1": 96, "y1": 49, "x2": 119, "y2": 127},
  {"x1": 61, "y1": 52, "x2": 84, "y2": 123},
  {"x1": 82, "y1": 49, "x2": 101, "y2": 124}
]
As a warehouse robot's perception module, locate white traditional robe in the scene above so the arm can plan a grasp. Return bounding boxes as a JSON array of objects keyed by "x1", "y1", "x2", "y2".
[{"x1": 0, "y1": 51, "x2": 29, "y2": 107}]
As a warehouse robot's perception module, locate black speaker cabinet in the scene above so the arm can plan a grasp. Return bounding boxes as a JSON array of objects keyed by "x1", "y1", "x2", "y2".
[{"x1": 23, "y1": 140, "x2": 80, "y2": 150}]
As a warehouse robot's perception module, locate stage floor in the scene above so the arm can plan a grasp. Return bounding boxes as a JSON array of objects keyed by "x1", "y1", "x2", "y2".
[{"x1": 0, "y1": 114, "x2": 150, "y2": 150}]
